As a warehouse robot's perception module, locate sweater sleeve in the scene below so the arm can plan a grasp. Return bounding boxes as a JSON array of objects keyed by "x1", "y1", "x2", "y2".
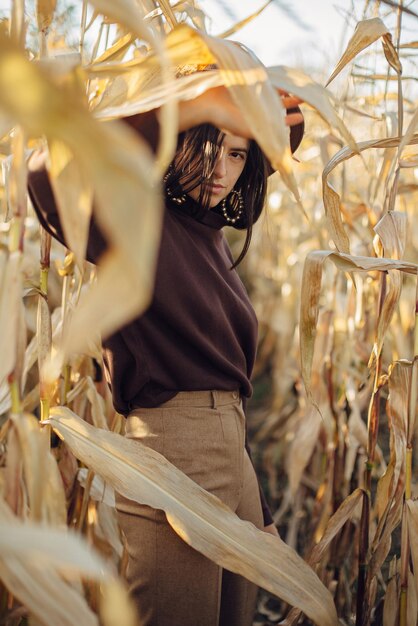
[
  {"x1": 241, "y1": 396, "x2": 274, "y2": 527},
  {"x1": 27, "y1": 109, "x2": 161, "y2": 263},
  {"x1": 27, "y1": 166, "x2": 108, "y2": 264}
]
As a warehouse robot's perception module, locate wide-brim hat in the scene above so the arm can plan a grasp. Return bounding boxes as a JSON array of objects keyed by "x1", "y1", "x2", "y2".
[
  {"x1": 262, "y1": 104, "x2": 304, "y2": 176},
  {"x1": 175, "y1": 63, "x2": 304, "y2": 170},
  {"x1": 288, "y1": 106, "x2": 305, "y2": 155}
]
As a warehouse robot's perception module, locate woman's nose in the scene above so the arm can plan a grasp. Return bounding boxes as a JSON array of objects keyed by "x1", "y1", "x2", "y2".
[{"x1": 214, "y1": 153, "x2": 227, "y2": 179}]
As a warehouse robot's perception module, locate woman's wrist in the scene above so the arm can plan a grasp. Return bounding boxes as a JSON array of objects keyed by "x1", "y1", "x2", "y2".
[
  {"x1": 263, "y1": 522, "x2": 279, "y2": 537},
  {"x1": 178, "y1": 94, "x2": 212, "y2": 132}
]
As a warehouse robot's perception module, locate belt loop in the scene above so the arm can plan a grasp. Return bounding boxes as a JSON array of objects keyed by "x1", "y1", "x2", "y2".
[{"x1": 210, "y1": 390, "x2": 217, "y2": 409}]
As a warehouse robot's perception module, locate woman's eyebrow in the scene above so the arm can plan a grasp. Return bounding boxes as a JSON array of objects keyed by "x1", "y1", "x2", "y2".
[{"x1": 229, "y1": 147, "x2": 248, "y2": 154}]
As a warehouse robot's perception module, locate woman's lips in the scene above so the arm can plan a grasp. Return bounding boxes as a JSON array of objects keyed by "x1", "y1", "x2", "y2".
[{"x1": 208, "y1": 184, "x2": 225, "y2": 194}]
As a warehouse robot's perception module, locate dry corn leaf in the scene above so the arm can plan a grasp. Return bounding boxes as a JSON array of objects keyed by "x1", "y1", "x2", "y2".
[
  {"x1": 90, "y1": 32, "x2": 135, "y2": 66},
  {"x1": 95, "y1": 62, "x2": 355, "y2": 169},
  {"x1": 36, "y1": 0, "x2": 56, "y2": 33},
  {"x1": 374, "y1": 211, "x2": 407, "y2": 260},
  {"x1": 88, "y1": 0, "x2": 177, "y2": 173},
  {"x1": 0, "y1": 499, "x2": 110, "y2": 576},
  {"x1": 0, "y1": 35, "x2": 87, "y2": 137},
  {"x1": 399, "y1": 41, "x2": 418, "y2": 48},
  {"x1": 284, "y1": 489, "x2": 364, "y2": 626},
  {"x1": 346, "y1": 394, "x2": 368, "y2": 481},
  {"x1": 407, "y1": 569, "x2": 418, "y2": 626},
  {"x1": 408, "y1": 314, "x2": 418, "y2": 444},
  {"x1": 368, "y1": 363, "x2": 409, "y2": 579},
  {"x1": 202, "y1": 37, "x2": 297, "y2": 197},
  {"x1": 99, "y1": 580, "x2": 138, "y2": 626},
  {"x1": 92, "y1": 23, "x2": 299, "y2": 197},
  {"x1": 9, "y1": 412, "x2": 67, "y2": 524},
  {"x1": 88, "y1": 0, "x2": 155, "y2": 44},
  {"x1": 67, "y1": 117, "x2": 161, "y2": 338},
  {"x1": 8, "y1": 124, "x2": 27, "y2": 219},
  {"x1": 86, "y1": 25, "x2": 215, "y2": 83},
  {"x1": 95, "y1": 501, "x2": 123, "y2": 558},
  {"x1": 54, "y1": 441, "x2": 79, "y2": 499},
  {"x1": 38, "y1": 52, "x2": 82, "y2": 77},
  {"x1": 58, "y1": 248, "x2": 158, "y2": 366},
  {"x1": 353, "y1": 72, "x2": 409, "y2": 81},
  {"x1": 0, "y1": 496, "x2": 103, "y2": 626},
  {"x1": 47, "y1": 139, "x2": 94, "y2": 267},
  {"x1": 383, "y1": 570, "x2": 399, "y2": 626},
  {"x1": 0, "y1": 34, "x2": 162, "y2": 362},
  {"x1": 0, "y1": 557, "x2": 99, "y2": 626},
  {"x1": 0, "y1": 39, "x2": 102, "y2": 286},
  {"x1": 369, "y1": 271, "x2": 402, "y2": 367},
  {"x1": 23, "y1": 306, "x2": 62, "y2": 389},
  {"x1": 78, "y1": 468, "x2": 115, "y2": 506},
  {"x1": 322, "y1": 181, "x2": 351, "y2": 254},
  {"x1": 381, "y1": 33, "x2": 402, "y2": 75},
  {"x1": 0, "y1": 251, "x2": 21, "y2": 383},
  {"x1": 287, "y1": 405, "x2": 322, "y2": 496},
  {"x1": 326, "y1": 18, "x2": 400, "y2": 86},
  {"x1": 376, "y1": 461, "x2": 395, "y2": 523},
  {"x1": 2, "y1": 410, "x2": 132, "y2": 626},
  {"x1": 399, "y1": 154, "x2": 418, "y2": 168},
  {"x1": 407, "y1": 500, "x2": 418, "y2": 602},
  {"x1": 346, "y1": 378, "x2": 386, "y2": 475},
  {"x1": 217, "y1": 0, "x2": 274, "y2": 38},
  {"x1": 300, "y1": 250, "x2": 418, "y2": 397},
  {"x1": 369, "y1": 477, "x2": 404, "y2": 583},
  {"x1": 0, "y1": 37, "x2": 162, "y2": 355},
  {"x1": 309, "y1": 488, "x2": 364, "y2": 566},
  {"x1": 369, "y1": 212, "x2": 406, "y2": 367},
  {"x1": 46, "y1": 406, "x2": 339, "y2": 626},
  {"x1": 371, "y1": 146, "x2": 397, "y2": 206},
  {"x1": 322, "y1": 133, "x2": 418, "y2": 253},
  {"x1": 147, "y1": 1, "x2": 206, "y2": 31},
  {"x1": 267, "y1": 66, "x2": 357, "y2": 153},
  {"x1": 375, "y1": 362, "x2": 408, "y2": 523},
  {"x1": 157, "y1": 0, "x2": 178, "y2": 28},
  {"x1": 86, "y1": 376, "x2": 109, "y2": 430},
  {"x1": 398, "y1": 106, "x2": 418, "y2": 164},
  {"x1": 93, "y1": 67, "x2": 223, "y2": 117}
]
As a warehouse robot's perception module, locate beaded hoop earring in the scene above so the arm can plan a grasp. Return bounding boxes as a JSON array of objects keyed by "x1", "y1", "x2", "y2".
[
  {"x1": 163, "y1": 165, "x2": 187, "y2": 205},
  {"x1": 221, "y1": 189, "x2": 244, "y2": 224}
]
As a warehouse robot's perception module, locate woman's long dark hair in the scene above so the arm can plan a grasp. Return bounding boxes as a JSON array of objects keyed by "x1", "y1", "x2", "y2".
[{"x1": 164, "y1": 123, "x2": 268, "y2": 269}]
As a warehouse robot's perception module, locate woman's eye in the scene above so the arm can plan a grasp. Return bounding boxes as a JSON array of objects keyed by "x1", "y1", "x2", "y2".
[{"x1": 230, "y1": 152, "x2": 245, "y2": 161}]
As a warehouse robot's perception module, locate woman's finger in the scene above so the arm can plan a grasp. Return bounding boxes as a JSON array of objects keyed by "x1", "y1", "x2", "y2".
[
  {"x1": 285, "y1": 112, "x2": 304, "y2": 127},
  {"x1": 282, "y1": 95, "x2": 304, "y2": 108},
  {"x1": 277, "y1": 88, "x2": 303, "y2": 103}
]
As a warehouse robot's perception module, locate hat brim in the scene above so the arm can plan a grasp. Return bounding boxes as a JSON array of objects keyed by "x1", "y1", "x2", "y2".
[{"x1": 266, "y1": 105, "x2": 304, "y2": 176}]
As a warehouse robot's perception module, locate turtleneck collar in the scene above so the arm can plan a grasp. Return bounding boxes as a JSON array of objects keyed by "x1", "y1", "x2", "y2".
[{"x1": 166, "y1": 193, "x2": 229, "y2": 230}]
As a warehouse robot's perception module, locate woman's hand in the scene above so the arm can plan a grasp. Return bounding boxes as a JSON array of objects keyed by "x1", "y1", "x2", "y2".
[
  {"x1": 263, "y1": 523, "x2": 280, "y2": 538},
  {"x1": 178, "y1": 85, "x2": 304, "y2": 139},
  {"x1": 27, "y1": 146, "x2": 48, "y2": 173}
]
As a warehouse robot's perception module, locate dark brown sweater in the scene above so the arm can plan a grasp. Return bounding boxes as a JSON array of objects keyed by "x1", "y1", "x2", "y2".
[{"x1": 27, "y1": 112, "x2": 273, "y2": 525}]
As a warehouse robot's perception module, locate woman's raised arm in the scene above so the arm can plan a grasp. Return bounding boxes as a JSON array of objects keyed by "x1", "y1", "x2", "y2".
[{"x1": 177, "y1": 86, "x2": 303, "y2": 138}]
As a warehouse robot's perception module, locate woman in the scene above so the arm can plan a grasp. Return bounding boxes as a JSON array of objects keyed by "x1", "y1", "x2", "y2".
[{"x1": 28, "y1": 84, "x2": 304, "y2": 626}]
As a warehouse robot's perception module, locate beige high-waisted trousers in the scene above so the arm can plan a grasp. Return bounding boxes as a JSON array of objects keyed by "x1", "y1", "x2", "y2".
[{"x1": 115, "y1": 389, "x2": 264, "y2": 626}]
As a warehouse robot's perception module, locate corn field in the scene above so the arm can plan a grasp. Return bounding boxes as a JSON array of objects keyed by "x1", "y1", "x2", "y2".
[{"x1": 0, "y1": 1, "x2": 417, "y2": 625}]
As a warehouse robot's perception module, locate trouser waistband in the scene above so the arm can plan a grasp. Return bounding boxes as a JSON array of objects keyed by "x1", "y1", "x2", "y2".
[{"x1": 156, "y1": 389, "x2": 241, "y2": 410}]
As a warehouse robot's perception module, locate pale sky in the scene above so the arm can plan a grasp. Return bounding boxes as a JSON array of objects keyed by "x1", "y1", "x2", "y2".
[{"x1": 201, "y1": 0, "x2": 349, "y2": 73}]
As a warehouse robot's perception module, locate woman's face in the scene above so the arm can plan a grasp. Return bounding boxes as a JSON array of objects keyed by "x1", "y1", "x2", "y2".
[{"x1": 184, "y1": 133, "x2": 249, "y2": 209}]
